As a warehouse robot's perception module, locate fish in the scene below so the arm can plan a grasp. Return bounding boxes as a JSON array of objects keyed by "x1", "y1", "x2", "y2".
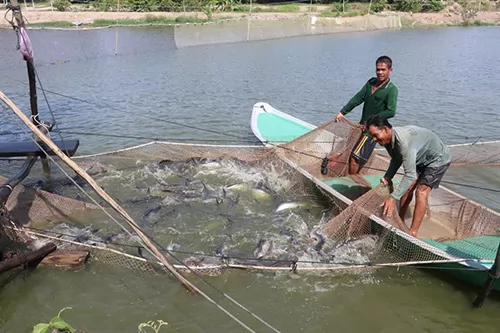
[
  {"x1": 253, "y1": 239, "x2": 273, "y2": 259},
  {"x1": 225, "y1": 183, "x2": 249, "y2": 191},
  {"x1": 166, "y1": 242, "x2": 181, "y2": 252},
  {"x1": 310, "y1": 231, "x2": 325, "y2": 252},
  {"x1": 280, "y1": 228, "x2": 295, "y2": 242},
  {"x1": 254, "y1": 180, "x2": 277, "y2": 199},
  {"x1": 123, "y1": 195, "x2": 162, "y2": 204},
  {"x1": 49, "y1": 222, "x2": 109, "y2": 247},
  {"x1": 84, "y1": 163, "x2": 107, "y2": 176},
  {"x1": 158, "y1": 179, "x2": 190, "y2": 193},
  {"x1": 275, "y1": 202, "x2": 302, "y2": 213},
  {"x1": 251, "y1": 188, "x2": 274, "y2": 201},
  {"x1": 186, "y1": 157, "x2": 221, "y2": 165},
  {"x1": 275, "y1": 201, "x2": 315, "y2": 213},
  {"x1": 216, "y1": 244, "x2": 228, "y2": 258},
  {"x1": 144, "y1": 206, "x2": 162, "y2": 219},
  {"x1": 137, "y1": 246, "x2": 158, "y2": 261},
  {"x1": 332, "y1": 234, "x2": 380, "y2": 258}
]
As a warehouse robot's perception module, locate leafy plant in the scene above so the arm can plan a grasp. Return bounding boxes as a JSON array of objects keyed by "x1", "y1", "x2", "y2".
[
  {"x1": 138, "y1": 320, "x2": 169, "y2": 333},
  {"x1": 422, "y1": 0, "x2": 444, "y2": 12},
  {"x1": 32, "y1": 307, "x2": 75, "y2": 333},
  {"x1": 395, "y1": 0, "x2": 423, "y2": 12},
  {"x1": 370, "y1": 0, "x2": 388, "y2": 13},
  {"x1": 53, "y1": 0, "x2": 71, "y2": 12}
]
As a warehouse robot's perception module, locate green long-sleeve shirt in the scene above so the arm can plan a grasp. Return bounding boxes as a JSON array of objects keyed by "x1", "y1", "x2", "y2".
[
  {"x1": 340, "y1": 77, "x2": 398, "y2": 123},
  {"x1": 383, "y1": 126, "x2": 452, "y2": 200}
]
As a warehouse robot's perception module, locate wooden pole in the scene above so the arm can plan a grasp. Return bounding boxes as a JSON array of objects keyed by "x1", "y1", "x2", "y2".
[
  {"x1": 472, "y1": 242, "x2": 500, "y2": 308},
  {"x1": 0, "y1": 91, "x2": 198, "y2": 295},
  {"x1": 9, "y1": 0, "x2": 52, "y2": 179},
  {"x1": 0, "y1": 242, "x2": 56, "y2": 274},
  {"x1": 247, "y1": 0, "x2": 252, "y2": 41},
  {"x1": 115, "y1": 0, "x2": 120, "y2": 55}
]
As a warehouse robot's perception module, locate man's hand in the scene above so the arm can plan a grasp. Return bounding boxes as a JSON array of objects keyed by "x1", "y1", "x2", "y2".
[
  {"x1": 380, "y1": 177, "x2": 394, "y2": 193},
  {"x1": 361, "y1": 121, "x2": 368, "y2": 132},
  {"x1": 380, "y1": 197, "x2": 397, "y2": 217},
  {"x1": 334, "y1": 112, "x2": 345, "y2": 122},
  {"x1": 380, "y1": 177, "x2": 389, "y2": 187}
]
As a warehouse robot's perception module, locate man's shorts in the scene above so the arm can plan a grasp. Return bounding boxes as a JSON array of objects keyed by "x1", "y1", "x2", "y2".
[
  {"x1": 351, "y1": 132, "x2": 377, "y2": 165},
  {"x1": 416, "y1": 163, "x2": 450, "y2": 189}
]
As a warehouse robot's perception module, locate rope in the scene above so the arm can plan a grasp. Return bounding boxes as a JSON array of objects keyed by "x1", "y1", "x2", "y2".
[
  {"x1": 1, "y1": 101, "x2": 281, "y2": 333},
  {"x1": 10, "y1": 226, "x2": 493, "y2": 274},
  {"x1": 19, "y1": 225, "x2": 496, "y2": 271}
]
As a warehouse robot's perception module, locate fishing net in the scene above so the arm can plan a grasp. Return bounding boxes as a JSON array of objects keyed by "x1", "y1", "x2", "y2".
[{"x1": 2, "y1": 107, "x2": 500, "y2": 275}]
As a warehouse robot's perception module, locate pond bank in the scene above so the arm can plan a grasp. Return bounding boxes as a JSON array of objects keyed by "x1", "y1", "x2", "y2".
[{"x1": 0, "y1": 5, "x2": 499, "y2": 48}]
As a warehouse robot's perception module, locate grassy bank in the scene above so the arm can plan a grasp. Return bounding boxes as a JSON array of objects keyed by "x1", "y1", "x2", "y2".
[
  {"x1": 29, "y1": 14, "x2": 223, "y2": 28},
  {"x1": 27, "y1": 13, "x2": 500, "y2": 29}
]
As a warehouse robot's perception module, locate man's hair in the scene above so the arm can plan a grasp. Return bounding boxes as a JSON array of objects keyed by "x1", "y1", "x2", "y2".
[
  {"x1": 376, "y1": 55, "x2": 392, "y2": 69},
  {"x1": 366, "y1": 115, "x2": 392, "y2": 129}
]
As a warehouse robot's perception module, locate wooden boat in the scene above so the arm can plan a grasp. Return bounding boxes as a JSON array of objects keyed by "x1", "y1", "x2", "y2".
[{"x1": 251, "y1": 101, "x2": 500, "y2": 293}]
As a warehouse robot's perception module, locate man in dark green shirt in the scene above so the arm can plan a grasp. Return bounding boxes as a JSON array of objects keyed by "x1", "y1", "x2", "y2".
[{"x1": 334, "y1": 56, "x2": 398, "y2": 174}]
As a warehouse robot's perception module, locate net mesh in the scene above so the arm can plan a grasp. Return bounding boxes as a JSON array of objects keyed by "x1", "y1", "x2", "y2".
[{"x1": 2, "y1": 115, "x2": 500, "y2": 275}]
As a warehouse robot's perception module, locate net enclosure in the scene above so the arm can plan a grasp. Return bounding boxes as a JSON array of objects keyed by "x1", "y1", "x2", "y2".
[{"x1": 1, "y1": 110, "x2": 500, "y2": 276}]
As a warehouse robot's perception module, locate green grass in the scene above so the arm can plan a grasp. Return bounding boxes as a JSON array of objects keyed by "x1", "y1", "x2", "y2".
[
  {"x1": 27, "y1": 15, "x2": 224, "y2": 28},
  {"x1": 320, "y1": 8, "x2": 368, "y2": 18},
  {"x1": 460, "y1": 20, "x2": 498, "y2": 27},
  {"x1": 29, "y1": 20, "x2": 75, "y2": 28},
  {"x1": 233, "y1": 4, "x2": 300, "y2": 13}
]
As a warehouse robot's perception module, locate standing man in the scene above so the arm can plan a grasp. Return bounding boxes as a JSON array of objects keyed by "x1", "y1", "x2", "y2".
[
  {"x1": 334, "y1": 55, "x2": 398, "y2": 174},
  {"x1": 365, "y1": 115, "x2": 452, "y2": 238}
]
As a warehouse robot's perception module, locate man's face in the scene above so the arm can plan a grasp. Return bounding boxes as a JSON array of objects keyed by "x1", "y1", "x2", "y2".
[
  {"x1": 376, "y1": 62, "x2": 392, "y2": 83},
  {"x1": 368, "y1": 125, "x2": 391, "y2": 146}
]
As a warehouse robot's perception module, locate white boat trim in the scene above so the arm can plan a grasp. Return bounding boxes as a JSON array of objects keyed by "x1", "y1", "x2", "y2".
[{"x1": 251, "y1": 102, "x2": 316, "y2": 147}]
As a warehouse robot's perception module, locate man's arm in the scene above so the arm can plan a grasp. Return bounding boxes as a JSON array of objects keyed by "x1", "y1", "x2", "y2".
[
  {"x1": 390, "y1": 147, "x2": 417, "y2": 200},
  {"x1": 377, "y1": 85, "x2": 398, "y2": 120},
  {"x1": 384, "y1": 157, "x2": 402, "y2": 181},
  {"x1": 339, "y1": 82, "x2": 368, "y2": 116}
]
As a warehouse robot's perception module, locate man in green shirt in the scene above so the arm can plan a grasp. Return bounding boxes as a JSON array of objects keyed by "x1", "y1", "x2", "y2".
[
  {"x1": 334, "y1": 56, "x2": 398, "y2": 174},
  {"x1": 365, "y1": 115, "x2": 452, "y2": 238}
]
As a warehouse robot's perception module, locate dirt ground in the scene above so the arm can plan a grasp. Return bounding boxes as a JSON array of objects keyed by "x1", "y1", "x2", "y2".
[{"x1": 1, "y1": 2, "x2": 499, "y2": 28}]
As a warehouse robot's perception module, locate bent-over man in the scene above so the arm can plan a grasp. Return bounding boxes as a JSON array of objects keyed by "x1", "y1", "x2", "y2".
[
  {"x1": 365, "y1": 115, "x2": 452, "y2": 238},
  {"x1": 334, "y1": 55, "x2": 398, "y2": 174}
]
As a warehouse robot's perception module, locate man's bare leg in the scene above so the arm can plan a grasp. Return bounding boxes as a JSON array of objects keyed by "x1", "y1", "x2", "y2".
[
  {"x1": 409, "y1": 184, "x2": 432, "y2": 237},
  {"x1": 348, "y1": 155, "x2": 359, "y2": 174},
  {"x1": 398, "y1": 180, "x2": 418, "y2": 220}
]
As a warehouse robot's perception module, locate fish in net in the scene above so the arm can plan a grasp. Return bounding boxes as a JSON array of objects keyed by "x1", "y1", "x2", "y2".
[{"x1": 2, "y1": 110, "x2": 500, "y2": 275}]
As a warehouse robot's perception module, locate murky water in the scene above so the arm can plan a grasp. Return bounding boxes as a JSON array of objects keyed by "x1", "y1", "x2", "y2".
[{"x1": 1, "y1": 26, "x2": 500, "y2": 332}]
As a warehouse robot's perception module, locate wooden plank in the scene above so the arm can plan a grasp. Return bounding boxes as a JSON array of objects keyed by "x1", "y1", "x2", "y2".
[
  {"x1": 40, "y1": 250, "x2": 90, "y2": 269},
  {"x1": 0, "y1": 139, "x2": 79, "y2": 158}
]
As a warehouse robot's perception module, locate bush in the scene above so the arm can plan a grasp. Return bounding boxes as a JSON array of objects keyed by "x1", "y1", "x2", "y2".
[
  {"x1": 370, "y1": 0, "x2": 388, "y2": 13},
  {"x1": 422, "y1": 0, "x2": 445, "y2": 12},
  {"x1": 394, "y1": 0, "x2": 423, "y2": 12},
  {"x1": 53, "y1": 0, "x2": 71, "y2": 11}
]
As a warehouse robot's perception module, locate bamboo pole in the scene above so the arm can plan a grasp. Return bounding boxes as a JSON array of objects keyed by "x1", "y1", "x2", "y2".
[
  {"x1": 247, "y1": 0, "x2": 252, "y2": 42},
  {"x1": 0, "y1": 91, "x2": 198, "y2": 295}
]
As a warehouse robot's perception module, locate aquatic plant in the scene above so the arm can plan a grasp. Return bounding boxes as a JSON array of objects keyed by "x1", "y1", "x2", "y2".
[{"x1": 32, "y1": 307, "x2": 75, "y2": 333}]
